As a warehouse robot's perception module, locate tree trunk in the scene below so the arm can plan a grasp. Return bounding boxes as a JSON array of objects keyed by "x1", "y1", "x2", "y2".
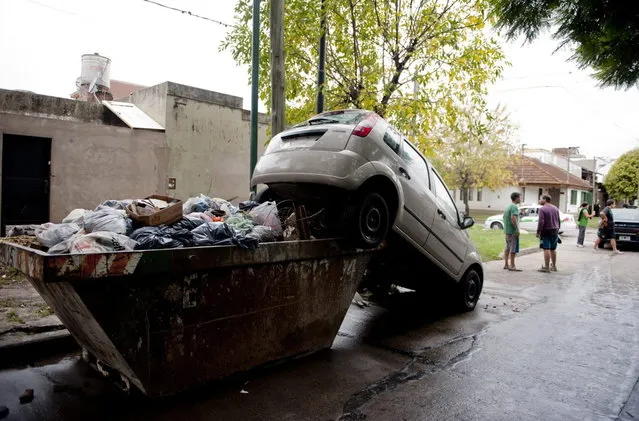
[{"x1": 462, "y1": 187, "x2": 470, "y2": 217}]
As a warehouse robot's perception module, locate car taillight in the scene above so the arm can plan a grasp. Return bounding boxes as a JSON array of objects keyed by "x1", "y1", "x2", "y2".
[{"x1": 352, "y1": 113, "x2": 378, "y2": 137}]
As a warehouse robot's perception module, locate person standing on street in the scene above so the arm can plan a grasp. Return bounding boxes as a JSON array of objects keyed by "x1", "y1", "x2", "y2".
[
  {"x1": 576, "y1": 202, "x2": 592, "y2": 247},
  {"x1": 537, "y1": 194, "x2": 561, "y2": 273},
  {"x1": 593, "y1": 199, "x2": 623, "y2": 254},
  {"x1": 503, "y1": 192, "x2": 522, "y2": 271}
]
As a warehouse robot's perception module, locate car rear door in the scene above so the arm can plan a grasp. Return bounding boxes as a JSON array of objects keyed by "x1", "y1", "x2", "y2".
[
  {"x1": 393, "y1": 138, "x2": 436, "y2": 247},
  {"x1": 424, "y1": 168, "x2": 468, "y2": 275}
]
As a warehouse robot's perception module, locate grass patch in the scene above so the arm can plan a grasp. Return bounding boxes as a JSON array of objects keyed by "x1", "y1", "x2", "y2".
[
  {"x1": 36, "y1": 304, "x2": 54, "y2": 318},
  {"x1": 468, "y1": 225, "x2": 539, "y2": 262},
  {"x1": 0, "y1": 297, "x2": 18, "y2": 308},
  {"x1": 0, "y1": 264, "x2": 27, "y2": 285},
  {"x1": 467, "y1": 210, "x2": 500, "y2": 224},
  {"x1": 6, "y1": 310, "x2": 25, "y2": 324}
]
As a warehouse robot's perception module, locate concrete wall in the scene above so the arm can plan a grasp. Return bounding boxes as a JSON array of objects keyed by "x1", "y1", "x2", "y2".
[
  {"x1": 133, "y1": 82, "x2": 269, "y2": 202},
  {"x1": 0, "y1": 91, "x2": 167, "y2": 223}
]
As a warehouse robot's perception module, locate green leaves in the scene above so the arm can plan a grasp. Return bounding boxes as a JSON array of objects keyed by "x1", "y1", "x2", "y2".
[
  {"x1": 429, "y1": 104, "x2": 517, "y2": 214},
  {"x1": 604, "y1": 149, "x2": 639, "y2": 202},
  {"x1": 222, "y1": 0, "x2": 505, "y2": 147},
  {"x1": 489, "y1": 0, "x2": 639, "y2": 89}
]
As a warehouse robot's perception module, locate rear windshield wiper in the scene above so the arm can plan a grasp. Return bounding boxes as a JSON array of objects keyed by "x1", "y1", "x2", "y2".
[{"x1": 307, "y1": 117, "x2": 341, "y2": 125}]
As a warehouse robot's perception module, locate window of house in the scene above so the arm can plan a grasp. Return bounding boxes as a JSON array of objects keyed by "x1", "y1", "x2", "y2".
[
  {"x1": 570, "y1": 190, "x2": 578, "y2": 205},
  {"x1": 459, "y1": 189, "x2": 463, "y2": 201},
  {"x1": 477, "y1": 188, "x2": 483, "y2": 202},
  {"x1": 468, "y1": 188, "x2": 474, "y2": 201}
]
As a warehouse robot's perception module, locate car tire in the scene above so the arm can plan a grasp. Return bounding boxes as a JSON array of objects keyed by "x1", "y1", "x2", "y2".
[
  {"x1": 254, "y1": 187, "x2": 278, "y2": 204},
  {"x1": 456, "y1": 268, "x2": 482, "y2": 312},
  {"x1": 350, "y1": 191, "x2": 390, "y2": 249},
  {"x1": 490, "y1": 222, "x2": 503, "y2": 230}
]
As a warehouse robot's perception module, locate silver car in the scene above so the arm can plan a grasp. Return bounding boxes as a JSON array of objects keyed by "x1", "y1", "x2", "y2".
[{"x1": 251, "y1": 109, "x2": 483, "y2": 311}]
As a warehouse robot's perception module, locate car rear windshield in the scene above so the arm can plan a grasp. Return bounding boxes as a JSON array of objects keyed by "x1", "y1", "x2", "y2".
[
  {"x1": 296, "y1": 110, "x2": 370, "y2": 127},
  {"x1": 612, "y1": 209, "x2": 639, "y2": 221}
]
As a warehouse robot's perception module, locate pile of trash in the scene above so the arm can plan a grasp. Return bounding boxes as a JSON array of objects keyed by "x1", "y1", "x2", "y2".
[{"x1": 5, "y1": 195, "x2": 283, "y2": 255}]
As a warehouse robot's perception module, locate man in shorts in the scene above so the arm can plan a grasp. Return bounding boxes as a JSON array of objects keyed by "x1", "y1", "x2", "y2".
[
  {"x1": 537, "y1": 194, "x2": 560, "y2": 273},
  {"x1": 593, "y1": 198, "x2": 623, "y2": 254},
  {"x1": 503, "y1": 192, "x2": 522, "y2": 271}
]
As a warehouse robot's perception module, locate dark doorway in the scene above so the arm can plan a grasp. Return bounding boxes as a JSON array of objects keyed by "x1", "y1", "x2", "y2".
[
  {"x1": 548, "y1": 187, "x2": 561, "y2": 204},
  {"x1": 1, "y1": 134, "x2": 51, "y2": 235}
]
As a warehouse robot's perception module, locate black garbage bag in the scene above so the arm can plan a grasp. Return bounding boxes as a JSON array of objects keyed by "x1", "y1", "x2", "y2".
[
  {"x1": 130, "y1": 227, "x2": 183, "y2": 250},
  {"x1": 239, "y1": 200, "x2": 260, "y2": 212},
  {"x1": 233, "y1": 230, "x2": 259, "y2": 250},
  {"x1": 190, "y1": 222, "x2": 260, "y2": 250},
  {"x1": 162, "y1": 226, "x2": 196, "y2": 247},
  {"x1": 191, "y1": 222, "x2": 236, "y2": 246},
  {"x1": 170, "y1": 217, "x2": 205, "y2": 231}
]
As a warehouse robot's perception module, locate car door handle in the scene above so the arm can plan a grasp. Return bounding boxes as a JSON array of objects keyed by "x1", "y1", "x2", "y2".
[
  {"x1": 399, "y1": 167, "x2": 411, "y2": 180},
  {"x1": 437, "y1": 208, "x2": 446, "y2": 220}
]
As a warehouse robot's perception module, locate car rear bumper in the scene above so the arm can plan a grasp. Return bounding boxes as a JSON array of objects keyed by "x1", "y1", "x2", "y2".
[{"x1": 251, "y1": 149, "x2": 368, "y2": 191}]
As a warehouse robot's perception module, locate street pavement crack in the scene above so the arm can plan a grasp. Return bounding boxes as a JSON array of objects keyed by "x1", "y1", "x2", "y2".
[{"x1": 336, "y1": 332, "x2": 484, "y2": 420}]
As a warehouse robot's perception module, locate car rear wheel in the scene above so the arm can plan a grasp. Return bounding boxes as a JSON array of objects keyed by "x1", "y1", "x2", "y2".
[
  {"x1": 490, "y1": 222, "x2": 503, "y2": 230},
  {"x1": 350, "y1": 192, "x2": 390, "y2": 249},
  {"x1": 456, "y1": 269, "x2": 482, "y2": 312}
]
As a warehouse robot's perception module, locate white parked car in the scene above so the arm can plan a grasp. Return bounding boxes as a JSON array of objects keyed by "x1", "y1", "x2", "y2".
[{"x1": 483, "y1": 204, "x2": 577, "y2": 235}]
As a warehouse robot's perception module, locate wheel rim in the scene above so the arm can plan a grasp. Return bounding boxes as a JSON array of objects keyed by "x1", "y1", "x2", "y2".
[
  {"x1": 465, "y1": 272, "x2": 480, "y2": 305},
  {"x1": 491, "y1": 222, "x2": 501, "y2": 230},
  {"x1": 360, "y1": 196, "x2": 387, "y2": 244}
]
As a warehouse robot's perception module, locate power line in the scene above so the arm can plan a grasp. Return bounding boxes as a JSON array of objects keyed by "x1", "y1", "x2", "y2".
[{"x1": 141, "y1": 0, "x2": 234, "y2": 28}]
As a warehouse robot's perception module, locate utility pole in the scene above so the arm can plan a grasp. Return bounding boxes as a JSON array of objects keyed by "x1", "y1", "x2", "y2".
[
  {"x1": 249, "y1": 0, "x2": 261, "y2": 195},
  {"x1": 565, "y1": 146, "x2": 579, "y2": 212},
  {"x1": 316, "y1": 0, "x2": 326, "y2": 113},
  {"x1": 592, "y1": 156, "x2": 598, "y2": 207},
  {"x1": 270, "y1": 0, "x2": 285, "y2": 135}
]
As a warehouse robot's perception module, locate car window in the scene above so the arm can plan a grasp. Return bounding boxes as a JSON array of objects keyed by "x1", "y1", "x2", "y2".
[
  {"x1": 400, "y1": 140, "x2": 430, "y2": 186},
  {"x1": 431, "y1": 170, "x2": 458, "y2": 222},
  {"x1": 383, "y1": 126, "x2": 401, "y2": 154},
  {"x1": 294, "y1": 110, "x2": 370, "y2": 127}
]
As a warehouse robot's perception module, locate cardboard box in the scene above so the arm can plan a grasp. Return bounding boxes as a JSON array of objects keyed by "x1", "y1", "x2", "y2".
[{"x1": 126, "y1": 195, "x2": 183, "y2": 226}]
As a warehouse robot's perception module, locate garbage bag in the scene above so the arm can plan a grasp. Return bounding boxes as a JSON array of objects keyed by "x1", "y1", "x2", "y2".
[
  {"x1": 249, "y1": 201, "x2": 282, "y2": 238},
  {"x1": 233, "y1": 230, "x2": 259, "y2": 250},
  {"x1": 48, "y1": 231, "x2": 138, "y2": 254},
  {"x1": 183, "y1": 194, "x2": 213, "y2": 214},
  {"x1": 130, "y1": 227, "x2": 183, "y2": 250},
  {"x1": 191, "y1": 222, "x2": 235, "y2": 246},
  {"x1": 185, "y1": 212, "x2": 213, "y2": 223},
  {"x1": 211, "y1": 198, "x2": 238, "y2": 216},
  {"x1": 6, "y1": 225, "x2": 37, "y2": 237},
  {"x1": 61, "y1": 209, "x2": 90, "y2": 225},
  {"x1": 84, "y1": 209, "x2": 133, "y2": 235},
  {"x1": 225, "y1": 213, "x2": 254, "y2": 234},
  {"x1": 96, "y1": 199, "x2": 133, "y2": 211},
  {"x1": 169, "y1": 217, "x2": 205, "y2": 231},
  {"x1": 35, "y1": 223, "x2": 81, "y2": 248},
  {"x1": 247, "y1": 225, "x2": 277, "y2": 243},
  {"x1": 239, "y1": 200, "x2": 260, "y2": 212}
]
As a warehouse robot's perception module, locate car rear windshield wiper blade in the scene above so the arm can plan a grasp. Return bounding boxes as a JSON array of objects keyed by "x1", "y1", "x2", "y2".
[{"x1": 307, "y1": 117, "x2": 341, "y2": 125}]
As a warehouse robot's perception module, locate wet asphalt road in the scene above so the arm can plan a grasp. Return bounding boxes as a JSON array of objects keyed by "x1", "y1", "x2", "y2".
[{"x1": 1, "y1": 234, "x2": 638, "y2": 421}]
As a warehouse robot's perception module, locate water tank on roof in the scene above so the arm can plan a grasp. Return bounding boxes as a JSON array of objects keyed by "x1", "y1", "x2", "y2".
[{"x1": 79, "y1": 53, "x2": 111, "y2": 88}]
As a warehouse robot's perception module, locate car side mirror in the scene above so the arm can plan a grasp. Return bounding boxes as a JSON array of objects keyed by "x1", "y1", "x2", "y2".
[{"x1": 460, "y1": 216, "x2": 474, "y2": 230}]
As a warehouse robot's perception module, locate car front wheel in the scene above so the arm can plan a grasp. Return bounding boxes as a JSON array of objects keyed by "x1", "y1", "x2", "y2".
[
  {"x1": 350, "y1": 192, "x2": 390, "y2": 249},
  {"x1": 490, "y1": 221, "x2": 503, "y2": 230},
  {"x1": 457, "y1": 268, "x2": 482, "y2": 312}
]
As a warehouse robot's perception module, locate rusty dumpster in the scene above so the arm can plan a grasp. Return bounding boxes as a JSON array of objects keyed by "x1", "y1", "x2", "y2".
[{"x1": 0, "y1": 239, "x2": 376, "y2": 396}]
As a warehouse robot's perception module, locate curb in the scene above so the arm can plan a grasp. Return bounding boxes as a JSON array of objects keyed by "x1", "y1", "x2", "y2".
[
  {"x1": 498, "y1": 246, "x2": 542, "y2": 260},
  {"x1": 0, "y1": 329, "x2": 79, "y2": 368}
]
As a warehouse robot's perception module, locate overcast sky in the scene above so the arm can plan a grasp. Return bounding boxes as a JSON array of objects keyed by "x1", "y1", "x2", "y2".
[{"x1": 1, "y1": 0, "x2": 638, "y2": 160}]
